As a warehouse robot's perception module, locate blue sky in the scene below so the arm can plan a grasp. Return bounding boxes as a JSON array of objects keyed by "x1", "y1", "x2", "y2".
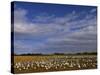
[{"x1": 12, "y1": 2, "x2": 97, "y2": 54}]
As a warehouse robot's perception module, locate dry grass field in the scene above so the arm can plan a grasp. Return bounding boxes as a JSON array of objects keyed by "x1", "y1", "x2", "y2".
[{"x1": 12, "y1": 55, "x2": 97, "y2": 74}]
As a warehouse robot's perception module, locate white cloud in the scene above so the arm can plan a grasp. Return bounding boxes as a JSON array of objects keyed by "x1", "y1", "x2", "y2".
[
  {"x1": 14, "y1": 8, "x2": 80, "y2": 35},
  {"x1": 90, "y1": 8, "x2": 97, "y2": 13},
  {"x1": 14, "y1": 8, "x2": 28, "y2": 23}
]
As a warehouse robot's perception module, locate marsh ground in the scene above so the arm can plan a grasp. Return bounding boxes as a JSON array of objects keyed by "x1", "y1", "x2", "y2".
[{"x1": 12, "y1": 55, "x2": 97, "y2": 74}]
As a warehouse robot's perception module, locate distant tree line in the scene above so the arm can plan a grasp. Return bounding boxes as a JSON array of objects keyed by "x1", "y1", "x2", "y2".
[
  {"x1": 75, "y1": 52, "x2": 97, "y2": 55},
  {"x1": 13, "y1": 52, "x2": 97, "y2": 56}
]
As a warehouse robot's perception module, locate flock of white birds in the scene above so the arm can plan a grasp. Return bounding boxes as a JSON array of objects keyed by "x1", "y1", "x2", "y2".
[{"x1": 13, "y1": 55, "x2": 97, "y2": 72}]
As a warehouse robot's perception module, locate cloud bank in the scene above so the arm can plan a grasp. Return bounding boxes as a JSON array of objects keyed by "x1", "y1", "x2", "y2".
[{"x1": 13, "y1": 4, "x2": 97, "y2": 54}]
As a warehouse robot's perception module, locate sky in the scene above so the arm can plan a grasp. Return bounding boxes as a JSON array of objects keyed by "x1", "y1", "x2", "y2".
[{"x1": 12, "y1": 2, "x2": 97, "y2": 54}]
